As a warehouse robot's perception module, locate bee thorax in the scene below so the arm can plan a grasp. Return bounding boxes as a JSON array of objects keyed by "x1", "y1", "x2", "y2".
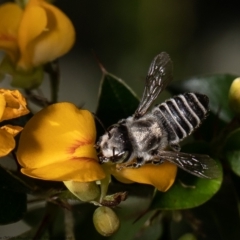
[{"x1": 126, "y1": 114, "x2": 168, "y2": 156}]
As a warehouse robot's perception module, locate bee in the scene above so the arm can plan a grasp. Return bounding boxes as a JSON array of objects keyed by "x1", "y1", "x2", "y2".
[{"x1": 96, "y1": 52, "x2": 220, "y2": 179}]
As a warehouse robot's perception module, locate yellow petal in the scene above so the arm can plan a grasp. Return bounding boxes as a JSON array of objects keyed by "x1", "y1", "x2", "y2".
[
  {"x1": 1, "y1": 125, "x2": 23, "y2": 137},
  {"x1": 17, "y1": 102, "x2": 103, "y2": 181},
  {"x1": 111, "y1": 162, "x2": 177, "y2": 192},
  {"x1": 17, "y1": 102, "x2": 96, "y2": 168},
  {"x1": 0, "y1": 128, "x2": 15, "y2": 157},
  {"x1": 0, "y1": 89, "x2": 29, "y2": 121},
  {"x1": 21, "y1": 157, "x2": 105, "y2": 181},
  {"x1": 0, "y1": 93, "x2": 6, "y2": 120},
  {"x1": 17, "y1": 0, "x2": 75, "y2": 69},
  {"x1": 0, "y1": 3, "x2": 23, "y2": 62}
]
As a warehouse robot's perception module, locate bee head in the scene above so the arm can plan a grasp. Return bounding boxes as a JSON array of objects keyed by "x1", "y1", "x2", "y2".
[{"x1": 96, "y1": 123, "x2": 132, "y2": 164}]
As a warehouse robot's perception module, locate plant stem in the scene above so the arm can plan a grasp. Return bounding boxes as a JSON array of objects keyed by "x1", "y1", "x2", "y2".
[{"x1": 44, "y1": 60, "x2": 60, "y2": 104}]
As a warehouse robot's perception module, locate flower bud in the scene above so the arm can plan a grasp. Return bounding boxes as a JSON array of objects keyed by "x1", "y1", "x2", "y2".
[
  {"x1": 229, "y1": 77, "x2": 240, "y2": 114},
  {"x1": 93, "y1": 206, "x2": 120, "y2": 236},
  {"x1": 63, "y1": 181, "x2": 100, "y2": 202}
]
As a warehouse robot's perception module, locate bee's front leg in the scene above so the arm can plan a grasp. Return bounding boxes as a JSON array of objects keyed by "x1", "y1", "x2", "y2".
[
  {"x1": 134, "y1": 157, "x2": 145, "y2": 168},
  {"x1": 116, "y1": 157, "x2": 144, "y2": 170},
  {"x1": 149, "y1": 157, "x2": 165, "y2": 165}
]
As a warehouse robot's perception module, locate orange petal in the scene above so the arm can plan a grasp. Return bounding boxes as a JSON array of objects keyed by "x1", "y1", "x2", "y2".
[
  {"x1": 110, "y1": 162, "x2": 177, "y2": 192},
  {"x1": 0, "y1": 93, "x2": 5, "y2": 120},
  {"x1": 17, "y1": 102, "x2": 98, "y2": 169},
  {"x1": 1, "y1": 125, "x2": 23, "y2": 137},
  {"x1": 17, "y1": 0, "x2": 75, "y2": 69},
  {"x1": 0, "y1": 89, "x2": 29, "y2": 121},
  {"x1": 0, "y1": 3, "x2": 23, "y2": 62},
  {"x1": 21, "y1": 157, "x2": 105, "y2": 181},
  {"x1": 0, "y1": 128, "x2": 15, "y2": 157}
]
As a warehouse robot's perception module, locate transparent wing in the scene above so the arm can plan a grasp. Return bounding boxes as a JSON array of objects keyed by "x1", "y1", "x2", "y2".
[
  {"x1": 153, "y1": 151, "x2": 221, "y2": 179},
  {"x1": 134, "y1": 52, "x2": 173, "y2": 119}
]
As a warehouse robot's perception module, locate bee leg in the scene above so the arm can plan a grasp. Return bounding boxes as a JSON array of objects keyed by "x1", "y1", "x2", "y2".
[
  {"x1": 133, "y1": 157, "x2": 144, "y2": 168},
  {"x1": 170, "y1": 143, "x2": 181, "y2": 152},
  {"x1": 116, "y1": 157, "x2": 144, "y2": 170},
  {"x1": 151, "y1": 157, "x2": 165, "y2": 165}
]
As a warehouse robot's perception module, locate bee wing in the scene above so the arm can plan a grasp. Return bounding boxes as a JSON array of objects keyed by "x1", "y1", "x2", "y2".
[
  {"x1": 134, "y1": 52, "x2": 173, "y2": 119},
  {"x1": 155, "y1": 151, "x2": 221, "y2": 179}
]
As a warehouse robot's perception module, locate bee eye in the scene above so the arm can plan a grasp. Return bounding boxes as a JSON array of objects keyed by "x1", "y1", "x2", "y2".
[{"x1": 111, "y1": 151, "x2": 129, "y2": 163}]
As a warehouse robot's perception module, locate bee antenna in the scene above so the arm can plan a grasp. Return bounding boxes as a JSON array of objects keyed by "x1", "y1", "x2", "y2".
[{"x1": 91, "y1": 112, "x2": 111, "y2": 138}]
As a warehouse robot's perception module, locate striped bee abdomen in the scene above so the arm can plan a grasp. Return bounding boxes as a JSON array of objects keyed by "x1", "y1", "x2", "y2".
[{"x1": 155, "y1": 93, "x2": 209, "y2": 144}]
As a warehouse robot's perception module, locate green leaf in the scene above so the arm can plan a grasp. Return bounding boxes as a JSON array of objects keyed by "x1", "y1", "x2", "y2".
[
  {"x1": 226, "y1": 151, "x2": 240, "y2": 176},
  {"x1": 0, "y1": 190, "x2": 27, "y2": 225},
  {"x1": 190, "y1": 179, "x2": 240, "y2": 240},
  {"x1": 96, "y1": 71, "x2": 139, "y2": 132},
  {"x1": 224, "y1": 128, "x2": 240, "y2": 176},
  {"x1": 150, "y1": 142, "x2": 222, "y2": 210},
  {"x1": 168, "y1": 74, "x2": 238, "y2": 122},
  {"x1": 150, "y1": 168, "x2": 222, "y2": 210},
  {"x1": 170, "y1": 180, "x2": 240, "y2": 240}
]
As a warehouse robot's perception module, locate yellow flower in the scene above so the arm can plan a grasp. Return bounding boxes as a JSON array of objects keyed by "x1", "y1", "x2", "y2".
[
  {"x1": 16, "y1": 102, "x2": 177, "y2": 192},
  {"x1": 109, "y1": 162, "x2": 177, "y2": 192},
  {"x1": 0, "y1": 89, "x2": 29, "y2": 157},
  {"x1": 17, "y1": 102, "x2": 105, "y2": 181},
  {"x1": 0, "y1": 0, "x2": 75, "y2": 70}
]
